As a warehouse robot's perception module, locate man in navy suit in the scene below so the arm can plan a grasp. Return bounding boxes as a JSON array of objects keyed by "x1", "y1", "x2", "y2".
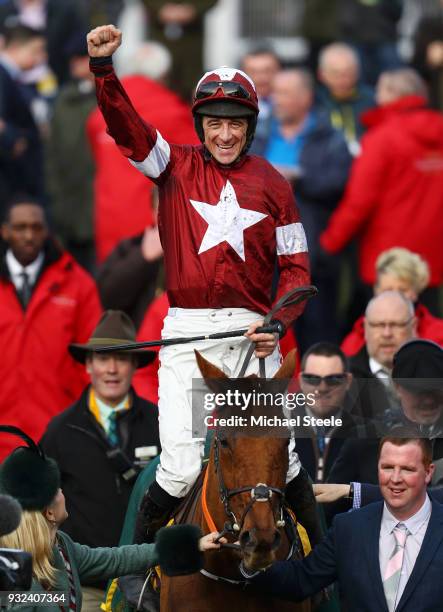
[
  {"x1": 0, "y1": 24, "x2": 47, "y2": 209},
  {"x1": 246, "y1": 436, "x2": 443, "y2": 611}
]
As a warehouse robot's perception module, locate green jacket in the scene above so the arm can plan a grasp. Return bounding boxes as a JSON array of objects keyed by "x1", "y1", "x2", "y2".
[{"x1": 7, "y1": 531, "x2": 157, "y2": 611}]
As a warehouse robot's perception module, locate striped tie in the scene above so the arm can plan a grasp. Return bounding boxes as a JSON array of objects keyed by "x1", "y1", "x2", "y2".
[
  {"x1": 58, "y1": 541, "x2": 77, "y2": 611},
  {"x1": 383, "y1": 523, "x2": 408, "y2": 612},
  {"x1": 108, "y1": 411, "x2": 119, "y2": 446}
]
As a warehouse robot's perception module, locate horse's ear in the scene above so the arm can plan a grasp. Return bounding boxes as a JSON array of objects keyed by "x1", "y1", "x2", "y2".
[
  {"x1": 273, "y1": 349, "x2": 297, "y2": 380},
  {"x1": 194, "y1": 350, "x2": 228, "y2": 380}
]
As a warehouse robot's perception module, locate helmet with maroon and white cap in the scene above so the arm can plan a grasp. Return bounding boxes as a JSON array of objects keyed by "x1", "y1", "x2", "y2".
[{"x1": 192, "y1": 66, "x2": 259, "y2": 155}]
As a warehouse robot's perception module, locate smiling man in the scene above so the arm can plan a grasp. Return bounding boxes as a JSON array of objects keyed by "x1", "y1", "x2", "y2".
[
  {"x1": 247, "y1": 436, "x2": 443, "y2": 611},
  {"x1": 40, "y1": 310, "x2": 160, "y2": 610},
  {"x1": 349, "y1": 291, "x2": 417, "y2": 419},
  {"x1": 85, "y1": 24, "x2": 319, "y2": 551},
  {"x1": 294, "y1": 342, "x2": 362, "y2": 484}
]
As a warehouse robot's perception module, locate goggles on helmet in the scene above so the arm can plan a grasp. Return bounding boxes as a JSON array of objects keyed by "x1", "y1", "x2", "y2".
[{"x1": 194, "y1": 80, "x2": 251, "y2": 101}]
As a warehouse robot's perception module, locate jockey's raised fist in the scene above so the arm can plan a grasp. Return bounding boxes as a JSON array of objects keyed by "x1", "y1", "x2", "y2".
[{"x1": 87, "y1": 25, "x2": 122, "y2": 57}]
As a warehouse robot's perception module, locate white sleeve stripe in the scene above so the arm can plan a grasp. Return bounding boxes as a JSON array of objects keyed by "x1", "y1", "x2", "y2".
[
  {"x1": 129, "y1": 130, "x2": 170, "y2": 178},
  {"x1": 276, "y1": 222, "x2": 308, "y2": 255}
]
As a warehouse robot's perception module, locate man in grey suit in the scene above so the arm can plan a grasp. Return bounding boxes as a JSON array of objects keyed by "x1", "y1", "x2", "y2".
[{"x1": 246, "y1": 436, "x2": 443, "y2": 611}]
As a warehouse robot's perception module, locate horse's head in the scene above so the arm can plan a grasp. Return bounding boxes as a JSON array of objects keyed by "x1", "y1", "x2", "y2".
[{"x1": 196, "y1": 350, "x2": 296, "y2": 572}]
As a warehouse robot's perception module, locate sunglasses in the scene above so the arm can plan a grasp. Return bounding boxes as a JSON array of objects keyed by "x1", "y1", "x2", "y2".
[
  {"x1": 195, "y1": 81, "x2": 251, "y2": 100},
  {"x1": 301, "y1": 373, "x2": 348, "y2": 387}
]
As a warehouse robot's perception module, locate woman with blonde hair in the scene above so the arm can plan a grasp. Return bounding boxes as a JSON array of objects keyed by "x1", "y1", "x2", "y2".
[
  {"x1": 341, "y1": 247, "x2": 443, "y2": 355},
  {"x1": 0, "y1": 426, "x2": 222, "y2": 611}
]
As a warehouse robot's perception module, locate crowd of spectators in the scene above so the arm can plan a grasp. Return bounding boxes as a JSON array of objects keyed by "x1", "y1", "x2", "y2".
[{"x1": 0, "y1": 1, "x2": 443, "y2": 611}]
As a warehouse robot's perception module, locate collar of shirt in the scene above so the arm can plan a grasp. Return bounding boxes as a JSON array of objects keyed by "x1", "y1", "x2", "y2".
[
  {"x1": 382, "y1": 494, "x2": 432, "y2": 536},
  {"x1": 94, "y1": 393, "x2": 130, "y2": 436},
  {"x1": 369, "y1": 356, "x2": 391, "y2": 379},
  {"x1": 6, "y1": 249, "x2": 44, "y2": 290},
  {"x1": 0, "y1": 53, "x2": 22, "y2": 79}
]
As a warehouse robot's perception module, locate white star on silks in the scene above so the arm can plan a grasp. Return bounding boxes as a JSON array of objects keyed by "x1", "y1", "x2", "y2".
[{"x1": 190, "y1": 181, "x2": 267, "y2": 261}]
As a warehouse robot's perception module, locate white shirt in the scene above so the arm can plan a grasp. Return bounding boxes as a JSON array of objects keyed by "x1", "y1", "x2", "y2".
[
  {"x1": 369, "y1": 356, "x2": 391, "y2": 382},
  {"x1": 95, "y1": 394, "x2": 129, "y2": 436},
  {"x1": 379, "y1": 495, "x2": 432, "y2": 607},
  {"x1": 6, "y1": 249, "x2": 44, "y2": 292}
]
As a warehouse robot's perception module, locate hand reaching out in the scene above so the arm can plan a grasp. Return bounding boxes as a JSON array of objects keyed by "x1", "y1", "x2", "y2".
[
  {"x1": 199, "y1": 532, "x2": 227, "y2": 551},
  {"x1": 313, "y1": 483, "x2": 350, "y2": 503}
]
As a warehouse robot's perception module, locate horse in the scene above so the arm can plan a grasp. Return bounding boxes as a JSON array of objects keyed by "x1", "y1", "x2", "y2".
[{"x1": 159, "y1": 349, "x2": 312, "y2": 612}]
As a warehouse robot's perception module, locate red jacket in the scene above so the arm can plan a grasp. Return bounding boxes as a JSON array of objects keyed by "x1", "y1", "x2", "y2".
[
  {"x1": 0, "y1": 243, "x2": 102, "y2": 459},
  {"x1": 133, "y1": 291, "x2": 169, "y2": 404},
  {"x1": 320, "y1": 96, "x2": 443, "y2": 286},
  {"x1": 341, "y1": 303, "x2": 443, "y2": 356},
  {"x1": 87, "y1": 75, "x2": 198, "y2": 262},
  {"x1": 91, "y1": 62, "x2": 310, "y2": 328}
]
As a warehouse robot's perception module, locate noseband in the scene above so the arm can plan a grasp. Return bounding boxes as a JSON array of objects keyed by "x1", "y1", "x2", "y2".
[{"x1": 212, "y1": 436, "x2": 286, "y2": 549}]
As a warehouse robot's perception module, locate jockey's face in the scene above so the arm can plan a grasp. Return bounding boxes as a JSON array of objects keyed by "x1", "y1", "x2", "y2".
[{"x1": 202, "y1": 116, "x2": 248, "y2": 165}]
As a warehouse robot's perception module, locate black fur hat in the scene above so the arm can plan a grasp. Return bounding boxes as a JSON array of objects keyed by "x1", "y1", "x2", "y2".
[
  {"x1": 0, "y1": 426, "x2": 60, "y2": 511},
  {"x1": 156, "y1": 525, "x2": 203, "y2": 576}
]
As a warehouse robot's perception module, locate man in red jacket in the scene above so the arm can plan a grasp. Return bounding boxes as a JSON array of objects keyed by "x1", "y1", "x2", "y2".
[
  {"x1": 320, "y1": 68, "x2": 443, "y2": 308},
  {"x1": 0, "y1": 196, "x2": 102, "y2": 460},
  {"x1": 86, "y1": 25, "x2": 320, "y2": 547}
]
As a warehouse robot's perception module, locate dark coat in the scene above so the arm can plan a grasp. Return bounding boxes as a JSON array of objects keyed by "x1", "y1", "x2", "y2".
[
  {"x1": 97, "y1": 233, "x2": 161, "y2": 329},
  {"x1": 361, "y1": 485, "x2": 443, "y2": 507},
  {"x1": 349, "y1": 345, "x2": 392, "y2": 419},
  {"x1": 294, "y1": 407, "x2": 365, "y2": 483},
  {"x1": 250, "y1": 499, "x2": 443, "y2": 611},
  {"x1": 0, "y1": 62, "x2": 43, "y2": 205},
  {"x1": 314, "y1": 82, "x2": 375, "y2": 143},
  {"x1": 326, "y1": 427, "x2": 443, "y2": 489},
  {"x1": 40, "y1": 386, "x2": 160, "y2": 582},
  {"x1": 0, "y1": 0, "x2": 86, "y2": 85},
  {"x1": 412, "y1": 13, "x2": 443, "y2": 111},
  {"x1": 47, "y1": 79, "x2": 96, "y2": 246},
  {"x1": 141, "y1": 0, "x2": 217, "y2": 101}
]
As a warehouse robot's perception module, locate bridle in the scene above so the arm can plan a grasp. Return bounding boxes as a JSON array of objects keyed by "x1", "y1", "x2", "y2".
[{"x1": 212, "y1": 435, "x2": 286, "y2": 549}]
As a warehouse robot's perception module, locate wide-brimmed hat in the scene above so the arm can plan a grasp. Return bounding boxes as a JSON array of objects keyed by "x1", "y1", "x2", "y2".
[
  {"x1": 68, "y1": 310, "x2": 156, "y2": 369},
  {"x1": 392, "y1": 339, "x2": 443, "y2": 393},
  {"x1": 0, "y1": 426, "x2": 60, "y2": 511}
]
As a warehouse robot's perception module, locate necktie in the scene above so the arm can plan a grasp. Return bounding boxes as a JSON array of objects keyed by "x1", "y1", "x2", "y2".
[
  {"x1": 108, "y1": 411, "x2": 119, "y2": 446},
  {"x1": 316, "y1": 425, "x2": 327, "y2": 455},
  {"x1": 383, "y1": 523, "x2": 408, "y2": 612},
  {"x1": 377, "y1": 369, "x2": 399, "y2": 410},
  {"x1": 19, "y1": 270, "x2": 31, "y2": 308}
]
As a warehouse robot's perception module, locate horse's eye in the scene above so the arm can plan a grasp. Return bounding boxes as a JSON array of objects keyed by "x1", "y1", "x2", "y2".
[{"x1": 220, "y1": 438, "x2": 229, "y2": 449}]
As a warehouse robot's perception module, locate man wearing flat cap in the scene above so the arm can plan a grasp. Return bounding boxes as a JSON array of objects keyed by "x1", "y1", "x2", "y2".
[
  {"x1": 325, "y1": 339, "x2": 443, "y2": 488},
  {"x1": 389, "y1": 339, "x2": 443, "y2": 437},
  {"x1": 40, "y1": 310, "x2": 160, "y2": 610}
]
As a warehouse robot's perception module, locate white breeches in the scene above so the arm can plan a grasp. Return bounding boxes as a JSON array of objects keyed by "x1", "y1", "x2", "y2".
[{"x1": 155, "y1": 307, "x2": 301, "y2": 498}]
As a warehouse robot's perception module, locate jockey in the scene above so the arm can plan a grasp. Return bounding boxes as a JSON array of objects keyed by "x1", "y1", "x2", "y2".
[{"x1": 87, "y1": 25, "x2": 322, "y2": 547}]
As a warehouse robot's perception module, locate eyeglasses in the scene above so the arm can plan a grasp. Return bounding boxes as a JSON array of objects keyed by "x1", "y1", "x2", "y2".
[
  {"x1": 301, "y1": 373, "x2": 347, "y2": 387},
  {"x1": 195, "y1": 81, "x2": 251, "y2": 100},
  {"x1": 366, "y1": 318, "x2": 413, "y2": 331}
]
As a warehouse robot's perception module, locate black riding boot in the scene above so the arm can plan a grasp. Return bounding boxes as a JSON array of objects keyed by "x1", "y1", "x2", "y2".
[
  {"x1": 285, "y1": 467, "x2": 323, "y2": 548},
  {"x1": 133, "y1": 481, "x2": 181, "y2": 544}
]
